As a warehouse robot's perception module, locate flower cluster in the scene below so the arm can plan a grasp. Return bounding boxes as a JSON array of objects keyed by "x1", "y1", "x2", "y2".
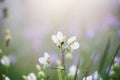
[
  {"x1": 21, "y1": 31, "x2": 80, "y2": 80},
  {"x1": 1, "y1": 30, "x2": 120, "y2": 80},
  {"x1": 51, "y1": 31, "x2": 80, "y2": 52},
  {"x1": 37, "y1": 31, "x2": 80, "y2": 79},
  {"x1": 38, "y1": 31, "x2": 80, "y2": 67}
]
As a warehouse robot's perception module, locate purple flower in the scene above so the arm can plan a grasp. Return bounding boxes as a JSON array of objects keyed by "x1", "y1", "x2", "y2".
[
  {"x1": 103, "y1": 14, "x2": 120, "y2": 27},
  {"x1": 86, "y1": 27, "x2": 95, "y2": 39},
  {"x1": 114, "y1": 57, "x2": 120, "y2": 64},
  {"x1": 50, "y1": 54, "x2": 58, "y2": 64},
  {"x1": 9, "y1": 54, "x2": 17, "y2": 64}
]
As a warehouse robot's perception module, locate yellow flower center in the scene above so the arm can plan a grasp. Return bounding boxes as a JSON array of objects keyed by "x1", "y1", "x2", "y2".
[
  {"x1": 62, "y1": 36, "x2": 67, "y2": 42},
  {"x1": 47, "y1": 57, "x2": 50, "y2": 64},
  {"x1": 5, "y1": 29, "x2": 11, "y2": 35},
  {"x1": 69, "y1": 40, "x2": 75, "y2": 45}
]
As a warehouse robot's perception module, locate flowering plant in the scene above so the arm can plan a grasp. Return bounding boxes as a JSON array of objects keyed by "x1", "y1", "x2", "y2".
[{"x1": 0, "y1": 30, "x2": 120, "y2": 80}]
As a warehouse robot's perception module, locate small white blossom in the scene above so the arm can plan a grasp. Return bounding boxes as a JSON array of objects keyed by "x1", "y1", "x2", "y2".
[
  {"x1": 51, "y1": 31, "x2": 66, "y2": 47},
  {"x1": 67, "y1": 36, "x2": 80, "y2": 50},
  {"x1": 27, "y1": 73, "x2": 37, "y2": 80},
  {"x1": 1, "y1": 56, "x2": 10, "y2": 67},
  {"x1": 83, "y1": 71, "x2": 98, "y2": 80},
  {"x1": 2, "y1": 75, "x2": 10, "y2": 80},
  {"x1": 68, "y1": 65, "x2": 79, "y2": 77},
  {"x1": 39, "y1": 52, "x2": 50, "y2": 67},
  {"x1": 5, "y1": 77, "x2": 10, "y2": 80}
]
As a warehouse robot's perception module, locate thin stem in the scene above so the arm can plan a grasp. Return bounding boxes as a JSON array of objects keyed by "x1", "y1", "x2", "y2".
[
  {"x1": 60, "y1": 47, "x2": 70, "y2": 80},
  {"x1": 105, "y1": 43, "x2": 120, "y2": 80},
  {"x1": 51, "y1": 67, "x2": 64, "y2": 70},
  {"x1": 61, "y1": 48, "x2": 66, "y2": 67},
  {"x1": 74, "y1": 56, "x2": 80, "y2": 80}
]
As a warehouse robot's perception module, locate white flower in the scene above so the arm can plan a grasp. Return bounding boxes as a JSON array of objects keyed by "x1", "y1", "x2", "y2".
[
  {"x1": 68, "y1": 65, "x2": 79, "y2": 77},
  {"x1": 83, "y1": 76, "x2": 92, "y2": 80},
  {"x1": 5, "y1": 77, "x2": 10, "y2": 80},
  {"x1": 39, "y1": 52, "x2": 50, "y2": 67},
  {"x1": 83, "y1": 71, "x2": 98, "y2": 80},
  {"x1": 67, "y1": 36, "x2": 80, "y2": 50},
  {"x1": 1, "y1": 56, "x2": 10, "y2": 67},
  {"x1": 51, "y1": 31, "x2": 66, "y2": 47},
  {"x1": 27, "y1": 73, "x2": 37, "y2": 80}
]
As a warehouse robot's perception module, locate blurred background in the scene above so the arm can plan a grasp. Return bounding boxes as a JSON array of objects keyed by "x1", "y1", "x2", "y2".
[{"x1": 0, "y1": 0, "x2": 120, "y2": 79}]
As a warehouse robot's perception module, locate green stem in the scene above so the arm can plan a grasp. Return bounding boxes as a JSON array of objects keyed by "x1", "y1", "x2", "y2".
[
  {"x1": 60, "y1": 48, "x2": 70, "y2": 80},
  {"x1": 57, "y1": 70, "x2": 62, "y2": 80}
]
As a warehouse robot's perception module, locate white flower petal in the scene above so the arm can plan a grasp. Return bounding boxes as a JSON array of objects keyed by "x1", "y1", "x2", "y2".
[
  {"x1": 93, "y1": 71, "x2": 98, "y2": 80},
  {"x1": 57, "y1": 31, "x2": 63, "y2": 41},
  {"x1": 83, "y1": 75, "x2": 93, "y2": 80},
  {"x1": 1, "y1": 56, "x2": 10, "y2": 66},
  {"x1": 39, "y1": 57, "x2": 47, "y2": 65},
  {"x1": 27, "y1": 73, "x2": 37, "y2": 80},
  {"x1": 69, "y1": 65, "x2": 76, "y2": 75},
  {"x1": 82, "y1": 71, "x2": 98, "y2": 80},
  {"x1": 5, "y1": 77, "x2": 10, "y2": 80},
  {"x1": 68, "y1": 65, "x2": 80, "y2": 77},
  {"x1": 39, "y1": 52, "x2": 50, "y2": 67},
  {"x1": 51, "y1": 35, "x2": 59, "y2": 44},
  {"x1": 68, "y1": 36, "x2": 76, "y2": 44},
  {"x1": 44, "y1": 52, "x2": 50, "y2": 60},
  {"x1": 70, "y1": 42, "x2": 80, "y2": 49}
]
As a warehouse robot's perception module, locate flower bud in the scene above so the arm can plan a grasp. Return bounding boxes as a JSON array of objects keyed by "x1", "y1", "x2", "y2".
[
  {"x1": 38, "y1": 71, "x2": 45, "y2": 78},
  {"x1": 5, "y1": 29, "x2": 12, "y2": 47},
  {"x1": 36, "y1": 64, "x2": 41, "y2": 71},
  {"x1": 109, "y1": 71, "x2": 116, "y2": 78},
  {"x1": 65, "y1": 53, "x2": 72, "y2": 60}
]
